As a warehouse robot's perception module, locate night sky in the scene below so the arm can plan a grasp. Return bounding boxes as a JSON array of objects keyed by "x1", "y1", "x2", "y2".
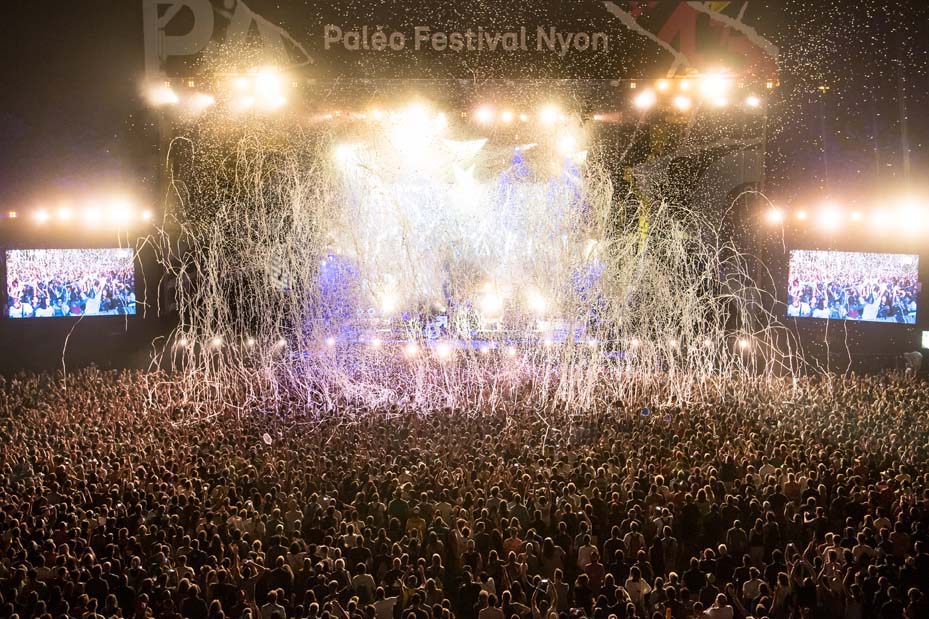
[{"x1": 0, "y1": 1, "x2": 926, "y2": 209}]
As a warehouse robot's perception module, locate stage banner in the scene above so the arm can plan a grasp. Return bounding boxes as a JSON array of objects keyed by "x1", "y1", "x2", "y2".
[{"x1": 143, "y1": 1, "x2": 780, "y2": 80}]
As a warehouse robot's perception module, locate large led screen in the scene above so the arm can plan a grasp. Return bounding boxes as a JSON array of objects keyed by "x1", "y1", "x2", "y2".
[
  {"x1": 6, "y1": 248, "x2": 136, "y2": 318},
  {"x1": 787, "y1": 250, "x2": 919, "y2": 324}
]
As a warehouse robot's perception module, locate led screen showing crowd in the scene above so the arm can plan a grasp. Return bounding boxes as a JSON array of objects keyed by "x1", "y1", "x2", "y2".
[
  {"x1": 787, "y1": 250, "x2": 919, "y2": 323},
  {"x1": 6, "y1": 248, "x2": 136, "y2": 318}
]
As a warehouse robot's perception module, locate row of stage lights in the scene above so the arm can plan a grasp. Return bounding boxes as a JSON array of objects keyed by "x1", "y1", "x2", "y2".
[
  {"x1": 763, "y1": 197, "x2": 929, "y2": 232},
  {"x1": 621, "y1": 74, "x2": 769, "y2": 114},
  {"x1": 1, "y1": 202, "x2": 154, "y2": 227},
  {"x1": 177, "y1": 335, "x2": 756, "y2": 357},
  {"x1": 147, "y1": 69, "x2": 770, "y2": 120}
]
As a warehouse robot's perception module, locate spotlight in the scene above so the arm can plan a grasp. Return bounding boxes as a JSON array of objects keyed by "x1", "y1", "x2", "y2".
[
  {"x1": 539, "y1": 104, "x2": 560, "y2": 125},
  {"x1": 712, "y1": 97, "x2": 729, "y2": 108},
  {"x1": 480, "y1": 292, "x2": 504, "y2": 316},
  {"x1": 474, "y1": 105, "x2": 495, "y2": 124},
  {"x1": 818, "y1": 205, "x2": 843, "y2": 231},
  {"x1": 147, "y1": 83, "x2": 179, "y2": 106},
  {"x1": 500, "y1": 110, "x2": 514, "y2": 123},
  {"x1": 586, "y1": 338, "x2": 598, "y2": 348},
  {"x1": 189, "y1": 93, "x2": 215, "y2": 112},
  {"x1": 766, "y1": 208, "x2": 785, "y2": 224},
  {"x1": 745, "y1": 95, "x2": 762, "y2": 108},
  {"x1": 633, "y1": 89, "x2": 657, "y2": 110},
  {"x1": 672, "y1": 96, "x2": 692, "y2": 111},
  {"x1": 480, "y1": 345, "x2": 491, "y2": 355},
  {"x1": 35, "y1": 209, "x2": 49, "y2": 224},
  {"x1": 679, "y1": 79, "x2": 691, "y2": 91},
  {"x1": 668, "y1": 339, "x2": 679, "y2": 349},
  {"x1": 796, "y1": 210, "x2": 808, "y2": 221},
  {"x1": 142, "y1": 210, "x2": 153, "y2": 222},
  {"x1": 83, "y1": 207, "x2": 102, "y2": 226},
  {"x1": 325, "y1": 336, "x2": 336, "y2": 348},
  {"x1": 527, "y1": 289, "x2": 548, "y2": 315},
  {"x1": 435, "y1": 342, "x2": 452, "y2": 361},
  {"x1": 704, "y1": 338, "x2": 714, "y2": 348},
  {"x1": 333, "y1": 143, "x2": 355, "y2": 164},
  {"x1": 404, "y1": 342, "x2": 419, "y2": 357},
  {"x1": 379, "y1": 291, "x2": 398, "y2": 315},
  {"x1": 738, "y1": 338, "x2": 751, "y2": 350},
  {"x1": 871, "y1": 209, "x2": 890, "y2": 228},
  {"x1": 699, "y1": 72, "x2": 732, "y2": 99},
  {"x1": 850, "y1": 211, "x2": 863, "y2": 222},
  {"x1": 370, "y1": 337, "x2": 383, "y2": 349},
  {"x1": 519, "y1": 113, "x2": 529, "y2": 122},
  {"x1": 246, "y1": 337, "x2": 256, "y2": 347},
  {"x1": 629, "y1": 338, "x2": 640, "y2": 349},
  {"x1": 175, "y1": 337, "x2": 189, "y2": 349},
  {"x1": 8, "y1": 211, "x2": 17, "y2": 219},
  {"x1": 57, "y1": 207, "x2": 73, "y2": 221},
  {"x1": 656, "y1": 79, "x2": 670, "y2": 92},
  {"x1": 370, "y1": 108, "x2": 384, "y2": 120},
  {"x1": 544, "y1": 338, "x2": 554, "y2": 348},
  {"x1": 210, "y1": 336, "x2": 223, "y2": 349},
  {"x1": 506, "y1": 345, "x2": 517, "y2": 357},
  {"x1": 556, "y1": 133, "x2": 578, "y2": 155},
  {"x1": 275, "y1": 338, "x2": 287, "y2": 349}
]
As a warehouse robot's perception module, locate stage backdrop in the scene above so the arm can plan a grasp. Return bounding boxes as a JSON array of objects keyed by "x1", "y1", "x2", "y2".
[{"x1": 143, "y1": 1, "x2": 780, "y2": 80}]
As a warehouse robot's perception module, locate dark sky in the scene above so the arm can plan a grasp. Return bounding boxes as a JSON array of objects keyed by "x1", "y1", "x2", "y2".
[{"x1": 0, "y1": 1, "x2": 927, "y2": 209}]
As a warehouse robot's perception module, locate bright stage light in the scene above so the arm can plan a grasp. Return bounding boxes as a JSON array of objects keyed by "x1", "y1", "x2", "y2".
[
  {"x1": 480, "y1": 344, "x2": 491, "y2": 355},
  {"x1": 370, "y1": 108, "x2": 384, "y2": 120},
  {"x1": 527, "y1": 289, "x2": 548, "y2": 314},
  {"x1": 850, "y1": 211, "x2": 863, "y2": 221},
  {"x1": 34, "y1": 209, "x2": 49, "y2": 224},
  {"x1": 435, "y1": 342, "x2": 452, "y2": 361},
  {"x1": 57, "y1": 207, "x2": 73, "y2": 221},
  {"x1": 543, "y1": 337, "x2": 554, "y2": 348},
  {"x1": 656, "y1": 79, "x2": 670, "y2": 92},
  {"x1": 507, "y1": 345, "x2": 517, "y2": 357},
  {"x1": 738, "y1": 338, "x2": 751, "y2": 350},
  {"x1": 404, "y1": 342, "x2": 419, "y2": 357},
  {"x1": 704, "y1": 338, "x2": 714, "y2": 347},
  {"x1": 539, "y1": 104, "x2": 560, "y2": 125},
  {"x1": 210, "y1": 336, "x2": 223, "y2": 349},
  {"x1": 325, "y1": 336, "x2": 336, "y2": 348},
  {"x1": 796, "y1": 210, "x2": 808, "y2": 221},
  {"x1": 82, "y1": 206, "x2": 102, "y2": 226},
  {"x1": 679, "y1": 79, "x2": 691, "y2": 91},
  {"x1": 188, "y1": 93, "x2": 215, "y2": 112},
  {"x1": 142, "y1": 210, "x2": 153, "y2": 222},
  {"x1": 480, "y1": 292, "x2": 504, "y2": 316},
  {"x1": 246, "y1": 337, "x2": 256, "y2": 347},
  {"x1": 275, "y1": 338, "x2": 287, "y2": 349},
  {"x1": 370, "y1": 337, "x2": 383, "y2": 349},
  {"x1": 254, "y1": 67, "x2": 283, "y2": 95},
  {"x1": 147, "y1": 83, "x2": 179, "y2": 106},
  {"x1": 379, "y1": 290, "x2": 399, "y2": 315},
  {"x1": 556, "y1": 133, "x2": 578, "y2": 155},
  {"x1": 108, "y1": 198, "x2": 132, "y2": 224},
  {"x1": 500, "y1": 110, "x2": 514, "y2": 123},
  {"x1": 766, "y1": 208, "x2": 785, "y2": 224},
  {"x1": 818, "y1": 205, "x2": 843, "y2": 231},
  {"x1": 518, "y1": 113, "x2": 529, "y2": 122},
  {"x1": 633, "y1": 89, "x2": 657, "y2": 110},
  {"x1": 176, "y1": 337, "x2": 189, "y2": 349},
  {"x1": 745, "y1": 95, "x2": 762, "y2": 108},
  {"x1": 333, "y1": 143, "x2": 355, "y2": 164},
  {"x1": 668, "y1": 339, "x2": 679, "y2": 349},
  {"x1": 871, "y1": 209, "x2": 890, "y2": 227},
  {"x1": 712, "y1": 97, "x2": 729, "y2": 108},
  {"x1": 629, "y1": 338, "x2": 640, "y2": 349},
  {"x1": 586, "y1": 338, "x2": 598, "y2": 348},
  {"x1": 672, "y1": 96, "x2": 692, "y2": 111},
  {"x1": 7, "y1": 211, "x2": 17, "y2": 219},
  {"x1": 897, "y1": 196, "x2": 928, "y2": 226},
  {"x1": 474, "y1": 105, "x2": 495, "y2": 124},
  {"x1": 699, "y1": 72, "x2": 732, "y2": 99}
]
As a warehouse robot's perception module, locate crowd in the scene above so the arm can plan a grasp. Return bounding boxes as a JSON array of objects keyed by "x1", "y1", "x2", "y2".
[
  {"x1": 6, "y1": 249, "x2": 136, "y2": 318},
  {"x1": 1, "y1": 369, "x2": 929, "y2": 619},
  {"x1": 787, "y1": 252, "x2": 919, "y2": 323}
]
